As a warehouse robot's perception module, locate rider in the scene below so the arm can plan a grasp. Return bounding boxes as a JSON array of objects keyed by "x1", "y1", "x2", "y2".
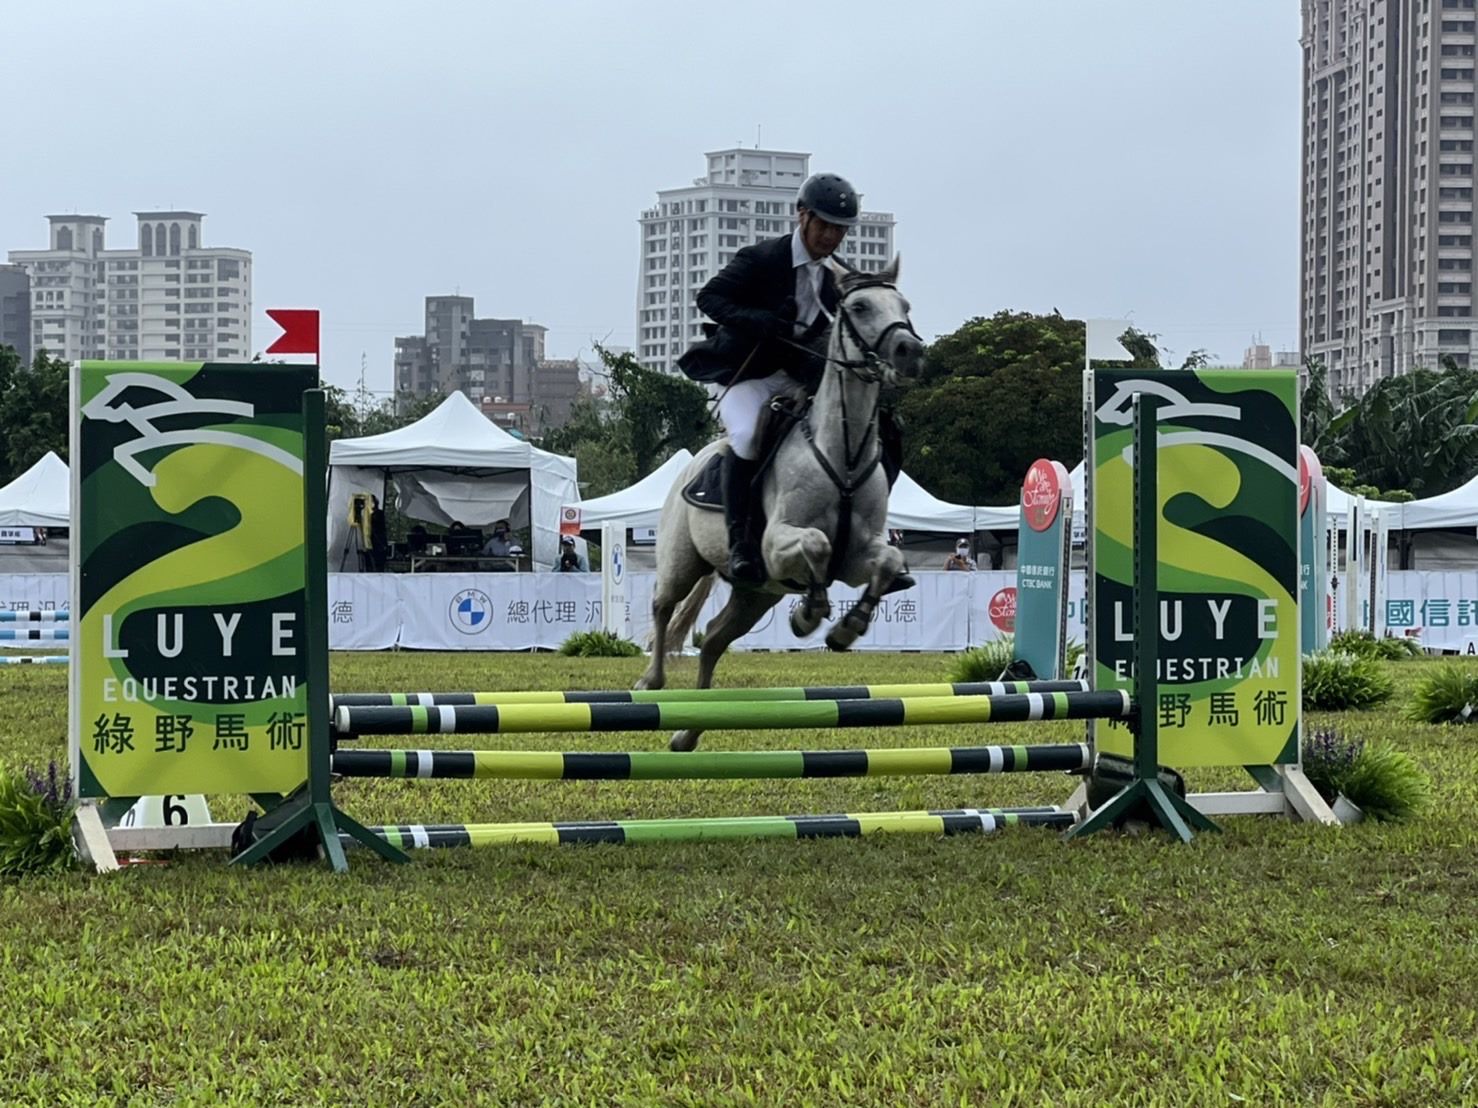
[{"x1": 678, "y1": 172, "x2": 907, "y2": 585}]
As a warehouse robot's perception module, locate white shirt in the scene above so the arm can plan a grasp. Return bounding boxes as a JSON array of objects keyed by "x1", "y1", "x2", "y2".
[{"x1": 790, "y1": 227, "x2": 829, "y2": 334}]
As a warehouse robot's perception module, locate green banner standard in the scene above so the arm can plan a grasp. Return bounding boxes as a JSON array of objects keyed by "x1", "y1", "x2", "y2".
[
  {"x1": 70, "y1": 362, "x2": 318, "y2": 799},
  {"x1": 1089, "y1": 369, "x2": 1300, "y2": 767},
  {"x1": 1013, "y1": 459, "x2": 1072, "y2": 679}
]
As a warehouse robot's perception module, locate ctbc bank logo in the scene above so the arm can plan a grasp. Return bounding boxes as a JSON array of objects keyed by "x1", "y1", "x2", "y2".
[
  {"x1": 988, "y1": 587, "x2": 1017, "y2": 633},
  {"x1": 449, "y1": 588, "x2": 494, "y2": 635},
  {"x1": 1021, "y1": 459, "x2": 1062, "y2": 533}
]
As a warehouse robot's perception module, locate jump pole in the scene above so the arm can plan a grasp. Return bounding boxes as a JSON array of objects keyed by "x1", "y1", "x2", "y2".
[
  {"x1": 0, "y1": 610, "x2": 69, "y2": 622},
  {"x1": 354, "y1": 807, "x2": 1077, "y2": 850},
  {"x1": 0, "y1": 627, "x2": 69, "y2": 641},
  {"x1": 331, "y1": 678, "x2": 1087, "y2": 709},
  {"x1": 332, "y1": 742, "x2": 1093, "y2": 780},
  {"x1": 334, "y1": 690, "x2": 1132, "y2": 737}
]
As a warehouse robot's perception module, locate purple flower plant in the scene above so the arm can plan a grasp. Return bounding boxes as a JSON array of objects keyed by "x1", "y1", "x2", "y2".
[{"x1": 22, "y1": 760, "x2": 74, "y2": 816}]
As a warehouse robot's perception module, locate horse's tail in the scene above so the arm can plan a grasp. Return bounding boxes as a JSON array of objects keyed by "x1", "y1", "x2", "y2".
[{"x1": 662, "y1": 572, "x2": 715, "y2": 655}]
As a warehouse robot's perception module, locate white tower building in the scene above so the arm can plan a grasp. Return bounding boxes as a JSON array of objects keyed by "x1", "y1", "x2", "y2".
[{"x1": 637, "y1": 148, "x2": 897, "y2": 373}]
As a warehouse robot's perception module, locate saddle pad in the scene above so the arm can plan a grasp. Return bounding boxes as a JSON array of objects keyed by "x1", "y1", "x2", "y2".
[{"x1": 681, "y1": 453, "x2": 726, "y2": 512}]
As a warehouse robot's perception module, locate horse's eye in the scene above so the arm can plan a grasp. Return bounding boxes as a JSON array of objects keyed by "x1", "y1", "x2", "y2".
[{"x1": 851, "y1": 302, "x2": 871, "y2": 314}]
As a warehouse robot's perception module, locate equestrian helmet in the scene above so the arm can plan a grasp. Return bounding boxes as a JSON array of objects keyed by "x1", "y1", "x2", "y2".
[{"x1": 797, "y1": 173, "x2": 861, "y2": 227}]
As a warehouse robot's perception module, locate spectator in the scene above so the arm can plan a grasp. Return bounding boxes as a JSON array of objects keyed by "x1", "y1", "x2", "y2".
[
  {"x1": 943, "y1": 537, "x2": 977, "y2": 572},
  {"x1": 480, "y1": 519, "x2": 513, "y2": 557},
  {"x1": 554, "y1": 535, "x2": 588, "y2": 572}
]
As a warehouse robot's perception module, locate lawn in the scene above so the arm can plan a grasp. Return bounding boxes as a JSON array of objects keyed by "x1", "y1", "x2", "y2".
[{"x1": 1, "y1": 651, "x2": 1476, "y2": 1106}]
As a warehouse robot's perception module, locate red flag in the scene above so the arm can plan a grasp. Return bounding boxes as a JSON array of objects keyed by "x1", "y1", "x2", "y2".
[{"x1": 265, "y1": 309, "x2": 320, "y2": 357}]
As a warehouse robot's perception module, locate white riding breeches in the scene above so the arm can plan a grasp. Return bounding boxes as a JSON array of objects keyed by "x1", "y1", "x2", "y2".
[{"x1": 716, "y1": 371, "x2": 800, "y2": 461}]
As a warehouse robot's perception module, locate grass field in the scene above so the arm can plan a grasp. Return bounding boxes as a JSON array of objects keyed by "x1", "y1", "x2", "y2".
[{"x1": 2, "y1": 651, "x2": 1477, "y2": 1106}]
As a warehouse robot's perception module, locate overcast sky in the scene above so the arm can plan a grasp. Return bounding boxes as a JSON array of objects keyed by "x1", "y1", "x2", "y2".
[{"x1": 4, "y1": 0, "x2": 1302, "y2": 394}]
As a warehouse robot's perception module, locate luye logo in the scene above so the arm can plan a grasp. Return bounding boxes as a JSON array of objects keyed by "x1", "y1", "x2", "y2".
[{"x1": 450, "y1": 589, "x2": 494, "y2": 634}]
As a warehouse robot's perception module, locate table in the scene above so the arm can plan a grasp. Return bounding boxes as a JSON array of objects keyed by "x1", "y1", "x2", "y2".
[{"x1": 407, "y1": 554, "x2": 529, "y2": 573}]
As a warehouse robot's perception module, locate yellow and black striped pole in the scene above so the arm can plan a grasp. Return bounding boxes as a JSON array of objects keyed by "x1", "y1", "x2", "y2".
[{"x1": 333, "y1": 690, "x2": 1130, "y2": 737}]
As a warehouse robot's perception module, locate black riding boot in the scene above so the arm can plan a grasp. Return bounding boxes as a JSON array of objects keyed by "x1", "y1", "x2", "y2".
[{"x1": 722, "y1": 451, "x2": 765, "y2": 585}]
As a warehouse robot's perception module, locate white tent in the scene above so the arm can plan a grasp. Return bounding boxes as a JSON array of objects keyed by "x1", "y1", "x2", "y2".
[
  {"x1": 1381, "y1": 475, "x2": 1478, "y2": 530},
  {"x1": 569, "y1": 450, "x2": 693, "y2": 531},
  {"x1": 0, "y1": 451, "x2": 70, "y2": 527},
  {"x1": 886, "y1": 471, "x2": 978, "y2": 534},
  {"x1": 327, "y1": 392, "x2": 579, "y2": 571}
]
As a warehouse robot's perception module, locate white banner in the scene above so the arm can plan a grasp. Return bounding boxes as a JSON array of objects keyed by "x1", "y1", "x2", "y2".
[
  {"x1": 327, "y1": 574, "x2": 402, "y2": 651},
  {"x1": 395, "y1": 573, "x2": 604, "y2": 651},
  {"x1": 6, "y1": 569, "x2": 1472, "y2": 653}
]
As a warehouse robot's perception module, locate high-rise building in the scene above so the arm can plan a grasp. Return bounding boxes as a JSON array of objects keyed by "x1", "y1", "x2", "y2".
[
  {"x1": 636, "y1": 147, "x2": 898, "y2": 373},
  {"x1": 0, "y1": 264, "x2": 30, "y2": 363},
  {"x1": 7, "y1": 212, "x2": 251, "y2": 363},
  {"x1": 1301, "y1": 0, "x2": 1478, "y2": 398},
  {"x1": 394, "y1": 295, "x2": 578, "y2": 433}
]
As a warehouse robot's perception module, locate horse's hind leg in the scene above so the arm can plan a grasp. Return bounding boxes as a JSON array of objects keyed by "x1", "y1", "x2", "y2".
[
  {"x1": 635, "y1": 531, "x2": 709, "y2": 692},
  {"x1": 669, "y1": 588, "x2": 779, "y2": 752}
]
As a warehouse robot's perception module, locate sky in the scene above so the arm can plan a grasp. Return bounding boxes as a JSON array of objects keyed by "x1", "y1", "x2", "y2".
[{"x1": 3, "y1": 0, "x2": 1303, "y2": 395}]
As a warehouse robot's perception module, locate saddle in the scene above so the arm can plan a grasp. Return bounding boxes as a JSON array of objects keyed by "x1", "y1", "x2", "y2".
[{"x1": 681, "y1": 387, "x2": 809, "y2": 513}]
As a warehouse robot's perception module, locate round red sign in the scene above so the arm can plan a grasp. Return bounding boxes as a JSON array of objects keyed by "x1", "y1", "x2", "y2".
[
  {"x1": 1021, "y1": 459, "x2": 1062, "y2": 533},
  {"x1": 1297, "y1": 446, "x2": 1321, "y2": 517},
  {"x1": 988, "y1": 587, "x2": 1017, "y2": 633}
]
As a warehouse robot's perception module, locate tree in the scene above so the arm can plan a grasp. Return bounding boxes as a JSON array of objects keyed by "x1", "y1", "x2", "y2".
[
  {"x1": 0, "y1": 346, "x2": 69, "y2": 485},
  {"x1": 542, "y1": 345, "x2": 715, "y2": 497},
  {"x1": 1310, "y1": 365, "x2": 1478, "y2": 496},
  {"x1": 898, "y1": 311, "x2": 1085, "y2": 504}
]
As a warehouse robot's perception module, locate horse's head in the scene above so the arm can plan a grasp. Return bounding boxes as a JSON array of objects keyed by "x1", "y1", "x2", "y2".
[{"x1": 824, "y1": 255, "x2": 924, "y2": 383}]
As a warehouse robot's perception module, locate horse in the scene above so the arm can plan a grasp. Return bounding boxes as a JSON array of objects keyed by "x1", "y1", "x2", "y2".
[{"x1": 635, "y1": 256, "x2": 924, "y2": 751}]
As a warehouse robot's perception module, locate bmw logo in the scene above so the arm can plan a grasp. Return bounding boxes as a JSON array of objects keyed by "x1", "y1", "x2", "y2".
[{"x1": 449, "y1": 588, "x2": 494, "y2": 634}]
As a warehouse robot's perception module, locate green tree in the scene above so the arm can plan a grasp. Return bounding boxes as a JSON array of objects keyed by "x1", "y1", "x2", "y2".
[
  {"x1": 898, "y1": 311, "x2": 1085, "y2": 504},
  {"x1": 1311, "y1": 365, "x2": 1478, "y2": 496},
  {"x1": 0, "y1": 346, "x2": 69, "y2": 485},
  {"x1": 542, "y1": 345, "x2": 715, "y2": 497}
]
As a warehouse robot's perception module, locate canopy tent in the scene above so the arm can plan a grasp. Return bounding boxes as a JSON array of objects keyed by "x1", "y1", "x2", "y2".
[
  {"x1": 0, "y1": 451, "x2": 70, "y2": 527},
  {"x1": 886, "y1": 471, "x2": 980, "y2": 534},
  {"x1": 1380, "y1": 474, "x2": 1478, "y2": 531},
  {"x1": 327, "y1": 392, "x2": 579, "y2": 571},
  {"x1": 568, "y1": 450, "x2": 694, "y2": 531}
]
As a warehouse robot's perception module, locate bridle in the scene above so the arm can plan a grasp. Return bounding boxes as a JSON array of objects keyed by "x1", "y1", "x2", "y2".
[{"x1": 828, "y1": 279, "x2": 920, "y2": 383}]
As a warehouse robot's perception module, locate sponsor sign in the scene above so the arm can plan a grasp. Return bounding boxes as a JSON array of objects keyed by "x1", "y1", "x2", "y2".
[
  {"x1": 70, "y1": 361, "x2": 317, "y2": 799},
  {"x1": 1089, "y1": 369, "x2": 1300, "y2": 767}
]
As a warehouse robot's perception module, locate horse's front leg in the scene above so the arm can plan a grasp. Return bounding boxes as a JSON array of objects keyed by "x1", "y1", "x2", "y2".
[
  {"x1": 763, "y1": 522, "x2": 832, "y2": 595},
  {"x1": 825, "y1": 541, "x2": 905, "y2": 652}
]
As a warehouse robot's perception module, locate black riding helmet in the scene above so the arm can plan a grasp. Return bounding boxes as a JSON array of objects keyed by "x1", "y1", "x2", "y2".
[{"x1": 797, "y1": 173, "x2": 860, "y2": 227}]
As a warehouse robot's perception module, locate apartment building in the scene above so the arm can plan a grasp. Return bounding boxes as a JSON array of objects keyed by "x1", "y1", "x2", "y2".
[
  {"x1": 637, "y1": 147, "x2": 897, "y2": 373},
  {"x1": 7, "y1": 212, "x2": 251, "y2": 363}
]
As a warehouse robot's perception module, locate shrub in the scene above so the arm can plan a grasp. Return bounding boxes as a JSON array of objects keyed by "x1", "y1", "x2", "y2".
[
  {"x1": 0, "y1": 761, "x2": 77, "y2": 878},
  {"x1": 558, "y1": 629, "x2": 643, "y2": 658},
  {"x1": 1328, "y1": 630, "x2": 1422, "y2": 661},
  {"x1": 1300, "y1": 729, "x2": 1430, "y2": 822},
  {"x1": 1406, "y1": 663, "x2": 1478, "y2": 724},
  {"x1": 1302, "y1": 651, "x2": 1396, "y2": 711},
  {"x1": 949, "y1": 637, "x2": 1015, "y2": 683},
  {"x1": 1338, "y1": 742, "x2": 1431, "y2": 822},
  {"x1": 1065, "y1": 639, "x2": 1086, "y2": 677}
]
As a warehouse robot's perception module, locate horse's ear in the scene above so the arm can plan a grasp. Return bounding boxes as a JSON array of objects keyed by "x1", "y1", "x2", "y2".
[
  {"x1": 878, "y1": 255, "x2": 900, "y2": 284},
  {"x1": 823, "y1": 256, "x2": 853, "y2": 285}
]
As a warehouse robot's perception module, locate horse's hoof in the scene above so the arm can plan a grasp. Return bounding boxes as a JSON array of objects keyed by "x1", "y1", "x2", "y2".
[
  {"x1": 824, "y1": 631, "x2": 853, "y2": 652},
  {"x1": 790, "y1": 611, "x2": 818, "y2": 637},
  {"x1": 669, "y1": 730, "x2": 700, "y2": 752}
]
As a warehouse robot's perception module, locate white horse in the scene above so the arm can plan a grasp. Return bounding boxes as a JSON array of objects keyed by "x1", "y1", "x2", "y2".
[{"x1": 636, "y1": 257, "x2": 924, "y2": 750}]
